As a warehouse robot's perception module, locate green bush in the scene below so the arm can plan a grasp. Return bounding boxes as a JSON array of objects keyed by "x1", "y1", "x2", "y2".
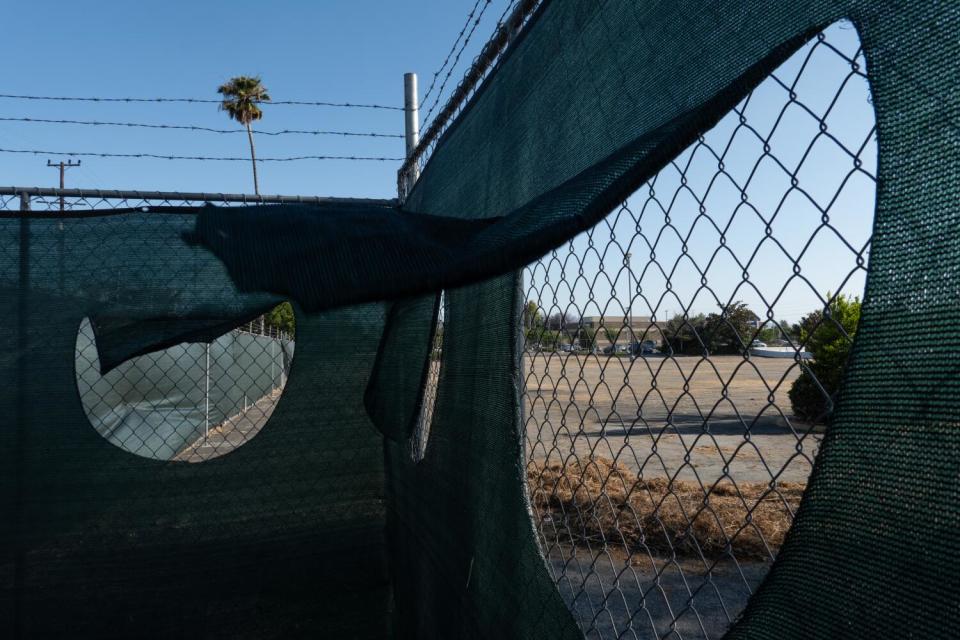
[
  {"x1": 788, "y1": 294, "x2": 861, "y2": 423},
  {"x1": 663, "y1": 301, "x2": 759, "y2": 355},
  {"x1": 787, "y1": 371, "x2": 829, "y2": 422},
  {"x1": 265, "y1": 302, "x2": 296, "y2": 334}
]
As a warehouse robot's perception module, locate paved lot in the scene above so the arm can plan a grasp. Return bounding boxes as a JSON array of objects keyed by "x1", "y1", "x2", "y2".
[
  {"x1": 175, "y1": 390, "x2": 280, "y2": 462},
  {"x1": 548, "y1": 545, "x2": 768, "y2": 640},
  {"x1": 524, "y1": 354, "x2": 823, "y2": 485}
]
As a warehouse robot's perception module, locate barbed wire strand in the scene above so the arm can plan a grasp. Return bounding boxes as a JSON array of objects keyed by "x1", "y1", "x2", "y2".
[
  {"x1": 420, "y1": 0, "x2": 494, "y2": 130},
  {"x1": 0, "y1": 147, "x2": 402, "y2": 162},
  {"x1": 0, "y1": 94, "x2": 404, "y2": 110},
  {"x1": 399, "y1": 0, "x2": 540, "y2": 197},
  {"x1": 419, "y1": 0, "x2": 519, "y2": 136},
  {"x1": 0, "y1": 116, "x2": 403, "y2": 138},
  {"x1": 420, "y1": 0, "x2": 488, "y2": 108}
]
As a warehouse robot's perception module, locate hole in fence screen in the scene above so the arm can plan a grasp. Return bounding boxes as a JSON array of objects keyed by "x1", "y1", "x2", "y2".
[
  {"x1": 522, "y1": 21, "x2": 874, "y2": 639},
  {"x1": 411, "y1": 292, "x2": 445, "y2": 463},
  {"x1": 76, "y1": 304, "x2": 296, "y2": 463}
]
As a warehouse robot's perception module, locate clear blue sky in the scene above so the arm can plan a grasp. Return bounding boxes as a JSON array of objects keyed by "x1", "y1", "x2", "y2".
[
  {"x1": 1, "y1": 5, "x2": 875, "y2": 323},
  {"x1": 532, "y1": 22, "x2": 876, "y2": 324},
  {"x1": 0, "y1": 0, "x2": 509, "y2": 198}
]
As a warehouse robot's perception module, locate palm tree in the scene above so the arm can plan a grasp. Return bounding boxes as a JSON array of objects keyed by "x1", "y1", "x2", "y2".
[{"x1": 217, "y1": 76, "x2": 271, "y2": 194}]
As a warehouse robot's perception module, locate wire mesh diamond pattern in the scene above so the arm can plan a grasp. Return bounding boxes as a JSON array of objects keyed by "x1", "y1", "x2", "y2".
[
  {"x1": 1, "y1": 192, "x2": 296, "y2": 463},
  {"x1": 522, "y1": 22, "x2": 875, "y2": 639}
]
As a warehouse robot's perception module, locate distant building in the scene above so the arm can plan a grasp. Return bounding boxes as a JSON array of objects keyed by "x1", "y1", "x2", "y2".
[{"x1": 580, "y1": 315, "x2": 662, "y2": 342}]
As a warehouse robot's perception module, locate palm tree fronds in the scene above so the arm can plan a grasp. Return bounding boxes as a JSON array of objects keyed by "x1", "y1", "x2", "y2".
[
  {"x1": 217, "y1": 75, "x2": 270, "y2": 194},
  {"x1": 218, "y1": 76, "x2": 270, "y2": 125}
]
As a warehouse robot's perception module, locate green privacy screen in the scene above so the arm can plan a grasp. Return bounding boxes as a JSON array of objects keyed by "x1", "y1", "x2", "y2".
[
  {"x1": 0, "y1": 211, "x2": 392, "y2": 638},
  {"x1": 2, "y1": 1, "x2": 959, "y2": 639}
]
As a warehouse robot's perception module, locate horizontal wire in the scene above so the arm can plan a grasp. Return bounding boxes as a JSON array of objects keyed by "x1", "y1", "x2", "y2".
[
  {"x1": 0, "y1": 147, "x2": 402, "y2": 162},
  {"x1": 0, "y1": 94, "x2": 404, "y2": 110},
  {"x1": 0, "y1": 116, "x2": 403, "y2": 138}
]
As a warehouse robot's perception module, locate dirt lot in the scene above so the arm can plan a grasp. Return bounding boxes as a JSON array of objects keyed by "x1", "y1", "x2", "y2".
[
  {"x1": 523, "y1": 353, "x2": 822, "y2": 486},
  {"x1": 523, "y1": 354, "x2": 819, "y2": 638}
]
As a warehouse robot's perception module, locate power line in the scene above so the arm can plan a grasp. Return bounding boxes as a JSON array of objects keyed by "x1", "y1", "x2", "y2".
[
  {"x1": 0, "y1": 147, "x2": 403, "y2": 162},
  {"x1": 0, "y1": 94, "x2": 404, "y2": 110},
  {"x1": 0, "y1": 116, "x2": 403, "y2": 138}
]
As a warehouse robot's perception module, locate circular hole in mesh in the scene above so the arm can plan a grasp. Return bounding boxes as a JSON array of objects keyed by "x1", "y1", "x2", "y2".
[{"x1": 75, "y1": 303, "x2": 296, "y2": 462}]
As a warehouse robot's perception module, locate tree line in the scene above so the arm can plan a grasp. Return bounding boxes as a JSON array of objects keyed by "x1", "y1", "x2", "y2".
[{"x1": 523, "y1": 295, "x2": 862, "y2": 423}]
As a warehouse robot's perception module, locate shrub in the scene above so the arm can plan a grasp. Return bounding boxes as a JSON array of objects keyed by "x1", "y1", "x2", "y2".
[
  {"x1": 788, "y1": 294, "x2": 861, "y2": 423},
  {"x1": 663, "y1": 302, "x2": 760, "y2": 355}
]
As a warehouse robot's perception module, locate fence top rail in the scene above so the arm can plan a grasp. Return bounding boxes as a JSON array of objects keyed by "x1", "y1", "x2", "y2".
[{"x1": 0, "y1": 186, "x2": 397, "y2": 206}]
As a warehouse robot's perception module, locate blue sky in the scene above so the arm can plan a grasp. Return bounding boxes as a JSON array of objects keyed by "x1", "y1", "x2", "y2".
[
  {"x1": 0, "y1": 0, "x2": 508, "y2": 198},
  {"x1": 1, "y1": 3, "x2": 875, "y2": 323},
  {"x1": 528, "y1": 22, "x2": 876, "y2": 324}
]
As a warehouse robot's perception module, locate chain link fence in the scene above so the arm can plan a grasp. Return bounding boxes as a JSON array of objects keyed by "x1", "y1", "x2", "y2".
[
  {"x1": 3, "y1": 16, "x2": 876, "y2": 634},
  {"x1": 0, "y1": 190, "x2": 300, "y2": 463},
  {"x1": 519, "y1": 22, "x2": 876, "y2": 639}
]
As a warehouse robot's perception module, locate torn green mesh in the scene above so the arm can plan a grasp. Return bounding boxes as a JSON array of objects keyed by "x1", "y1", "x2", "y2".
[{"x1": 1, "y1": 0, "x2": 957, "y2": 638}]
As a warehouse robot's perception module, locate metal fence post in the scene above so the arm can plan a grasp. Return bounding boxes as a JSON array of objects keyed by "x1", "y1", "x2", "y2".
[
  {"x1": 404, "y1": 72, "x2": 420, "y2": 194},
  {"x1": 270, "y1": 338, "x2": 276, "y2": 392},
  {"x1": 13, "y1": 190, "x2": 30, "y2": 634},
  {"x1": 204, "y1": 343, "x2": 210, "y2": 439}
]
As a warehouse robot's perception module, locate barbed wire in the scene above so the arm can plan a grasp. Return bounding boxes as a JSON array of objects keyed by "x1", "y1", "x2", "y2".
[
  {"x1": 0, "y1": 147, "x2": 402, "y2": 162},
  {"x1": 399, "y1": 0, "x2": 540, "y2": 198},
  {"x1": 420, "y1": 0, "x2": 494, "y2": 130},
  {"x1": 493, "y1": 0, "x2": 523, "y2": 35},
  {"x1": 0, "y1": 94, "x2": 404, "y2": 110},
  {"x1": 420, "y1": 0, "x2": 488, "y2": 108},
  {"x1": 0, "y1": 116, "x2": 403, "y2": 138},
  {"x1": 423, "y1": 0, "x2": 520, "y2": 120}
]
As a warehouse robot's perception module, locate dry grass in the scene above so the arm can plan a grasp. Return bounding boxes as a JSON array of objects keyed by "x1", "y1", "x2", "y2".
[{"x1": 527, "y1": 457, "x2": 805, "y2": 560}]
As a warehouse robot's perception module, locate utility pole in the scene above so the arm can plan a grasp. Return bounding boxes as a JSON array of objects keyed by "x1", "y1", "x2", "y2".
[
  {"x1": 47, "y1": 159, "x2": 79, "y2": 293},
  {"x1": 47, "y1": 159, "x2": 81, "y2": 212}
]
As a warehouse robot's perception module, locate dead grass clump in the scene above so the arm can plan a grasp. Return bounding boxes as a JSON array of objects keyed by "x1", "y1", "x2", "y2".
[{"x1": 527, "y1": 457, "x2": 805, "y2": 560}]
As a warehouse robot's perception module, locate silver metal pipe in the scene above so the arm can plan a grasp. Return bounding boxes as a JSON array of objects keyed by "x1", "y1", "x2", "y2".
[
  {"x1": 403, "y1": 73, "x2": 421, "y2": 196},
  {"x1": 204, "y1": 343, "x2": 210, "y2": 440},
  {"x1": 0, "y1": 186, "x2": 396, "y2": 207}
]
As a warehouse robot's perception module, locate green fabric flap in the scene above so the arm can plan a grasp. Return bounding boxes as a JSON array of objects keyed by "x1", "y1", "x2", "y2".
[{"x1": 364, "y1": 295, "x2": 440, "y2": 443}]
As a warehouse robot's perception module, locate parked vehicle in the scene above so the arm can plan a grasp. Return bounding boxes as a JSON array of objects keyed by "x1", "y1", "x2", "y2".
[{"x1": 630, "y1": 340, "x2": 659, "y2": 356}]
